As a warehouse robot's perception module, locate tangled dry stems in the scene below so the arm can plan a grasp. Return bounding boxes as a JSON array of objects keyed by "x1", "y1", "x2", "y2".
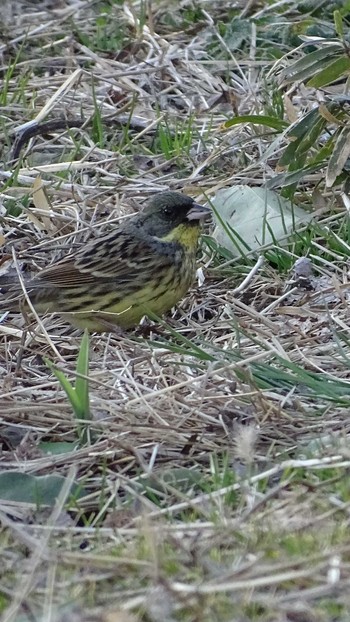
[{"x1": 1, "y1": 1, "x2": 350, "y2": 620}]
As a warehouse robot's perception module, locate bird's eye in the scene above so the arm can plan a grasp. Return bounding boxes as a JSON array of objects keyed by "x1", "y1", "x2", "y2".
[{"x1": 162, "y1": 207, "x2": 172, "y2": 216}]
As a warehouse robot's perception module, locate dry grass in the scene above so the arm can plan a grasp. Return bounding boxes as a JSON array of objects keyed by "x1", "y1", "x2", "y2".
[{"x1": 1, "y1": 1, "x2": 350, "y2": 621}]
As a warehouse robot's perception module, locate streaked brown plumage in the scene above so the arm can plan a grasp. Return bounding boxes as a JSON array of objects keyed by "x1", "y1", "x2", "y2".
[{"x1": 0, "y1": 191, "x2": 211, "y2": 331}]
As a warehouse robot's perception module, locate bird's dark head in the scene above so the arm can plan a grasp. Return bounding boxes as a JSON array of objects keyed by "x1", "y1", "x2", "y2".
[{"x1": 141, "y1": 191, "x2": 211, "y2": 238}]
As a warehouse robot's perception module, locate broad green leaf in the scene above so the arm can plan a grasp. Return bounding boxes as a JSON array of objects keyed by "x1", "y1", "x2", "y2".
[
  {"x1": 39, "y1": 441, "x2": 79, "y2": 455},
  {"x1": 279, "y1": 117, "x2": 326, "y2": 168},
  {"x1": 294, "y1": 117, "x2": 327, "y2": 155},
  {"x1": 267, "y1": 162, "x2": 326, "y2": 189},
  {"x1": 326, "y1": 125, "x2": 350, "y2": 187},
  {"x1": 0, "y1": 471, "x2": 85, "y2": 505},
  {"x1": 285, "y1": 55, "x2": 343, "y2": 84},
  {"x1": 286, "y1": 108, "x2": 321, "y2": 140},
  {"x1": 223, "y1": 18, "x2": 251, "y2": 51},
  {"x1": 307, "y1": 55, "x2": 350, "y2": 88},
  {"x1": 279, "y1": 153, "x2": 310, "y2": 199},
  {"x1": 280, "y1": 44, "x2": 342, "y2": 83},
  {"x1": 308, "y1": 136, "x2": 336, "y2": 164},
  {"x1": 278, "y1": 135, "x2": 307, "y2": 168},
  {"x1": 211, "y1": 185, "x2": 311, "y2": 255},
  {"x1": 224, "y1": 115, "x2": 288, "y2": 131}
]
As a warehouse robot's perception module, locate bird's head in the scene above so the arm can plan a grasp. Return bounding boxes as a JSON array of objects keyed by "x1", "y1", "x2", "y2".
[{"x1": 140, "y1": 191, "x2": 211, "y2": 237}]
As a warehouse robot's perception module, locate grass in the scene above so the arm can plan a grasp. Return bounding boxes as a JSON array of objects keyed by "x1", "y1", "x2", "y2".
[
  {"x1": 45, "y1": 329, "x2": 91, "y2": 444},
  {"x1": 1, "y1": 0, "x2": 350, "y2": 620}
]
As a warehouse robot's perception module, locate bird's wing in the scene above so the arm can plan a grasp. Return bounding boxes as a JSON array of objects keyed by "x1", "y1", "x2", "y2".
[
  {"x1": 35, "y1": 261, "x2": 96, "y2": 287},
  {"x1": 34, "y1": 230, "x2": 176, "y2": 288}
]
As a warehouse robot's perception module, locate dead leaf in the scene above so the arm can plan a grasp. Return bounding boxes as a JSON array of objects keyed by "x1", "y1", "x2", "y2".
[
  {"x1": 283, "y1": 94, "x2": 298, "y2": 123},
  {"x1": 28, "y1": 175, "x2": 53, "y2": 231},
  {"x1": 275, "y1": 306, "x2": 318, "y2": 318}
]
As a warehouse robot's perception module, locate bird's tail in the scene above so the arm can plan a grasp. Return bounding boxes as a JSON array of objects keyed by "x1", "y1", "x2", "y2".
[{"x1": 0, "y1": 274, "x2": 24, "y2": 311}]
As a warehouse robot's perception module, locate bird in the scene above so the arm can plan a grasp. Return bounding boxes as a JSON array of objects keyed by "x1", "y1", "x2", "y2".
[{"x1": 0, "y1": 191, "x2": 211, "y2": 332}]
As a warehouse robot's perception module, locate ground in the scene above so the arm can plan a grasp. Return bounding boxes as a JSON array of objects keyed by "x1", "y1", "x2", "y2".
[{"x1": 1, "y1": 1, "x2": 350, "y2": 621}]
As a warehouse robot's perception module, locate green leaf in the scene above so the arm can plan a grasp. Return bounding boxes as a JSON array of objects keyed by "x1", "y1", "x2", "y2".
[
  {"x1": 296, "y1": 117, "x2": 327, "y2": 155},
  {"x1": 39, "y1": 441, "x2": 79, "y2": 455},
  {"x1": 307, "y1": 55, "x2": 350, "y2": 88},
  {"x1": 280, "y1": 44, "x2": 343, "y2": 83},
  {"x1": 0, "y1": 471, "x2": 85, "y2": 505},
  {"x1": 308, "y1": 136, "x2": 336, "y2": 164},
  {"x1": 142, "y1": 315, "x2": 215, "y2": 361},
  {"x1": 334, "y1": 10, "x2": 343, "y2": 38},
  {"x1": 279, "y1": 116, "x2": 326, "y2": 168},
  {"x1": 267, "y1": 162, "x2": 326, "y2": 189},
  {"x1": 248, "y1": 357, "x2": 350, "y2": 403},
  {"x1": 224, "y1": 115, "x2": 288, "y2": 131},
  {"x1": 211, "y1": 185, "x2": 311, "y2": 255},
  {"x1": 75, "y1": 329, "x2": 90, "y2": 420},
  {"x1": 223, "y1": 18, "x2": 251, "y2": 51},
  {"x1": 286, "y1": 108, "x2": 321, "y2": 140},
  {"x1": 278, "y1": 135, "x2": 307, "y2": 168},
  {"x1": 45, "y1": 358, "x2": 82, "y2": 418}
]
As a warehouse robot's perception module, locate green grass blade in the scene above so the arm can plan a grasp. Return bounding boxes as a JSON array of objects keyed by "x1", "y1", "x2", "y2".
[
  {"x1": 45, "y1": 358, "x2": 83, "y2": 418},
  {"x1": 75, "y1": 329, "x2": 90, "y2": 421},
  {"x1": 224, "y1": 115, "x2": 288, "y2": 131}
]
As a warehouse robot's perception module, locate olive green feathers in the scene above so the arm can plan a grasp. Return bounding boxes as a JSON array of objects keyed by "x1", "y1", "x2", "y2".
[{"x1": 0, "y1": 191, "x2": 211, "y2": 331}]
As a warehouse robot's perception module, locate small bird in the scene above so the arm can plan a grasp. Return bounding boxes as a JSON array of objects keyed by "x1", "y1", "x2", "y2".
[{"x1": 0, "y1": 191, "x2": 211, "y2": 332}]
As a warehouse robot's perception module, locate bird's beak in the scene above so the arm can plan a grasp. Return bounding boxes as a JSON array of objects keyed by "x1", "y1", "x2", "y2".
[{"x1": 186, "y1": 203, "x2": 212, "y2": 221}]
